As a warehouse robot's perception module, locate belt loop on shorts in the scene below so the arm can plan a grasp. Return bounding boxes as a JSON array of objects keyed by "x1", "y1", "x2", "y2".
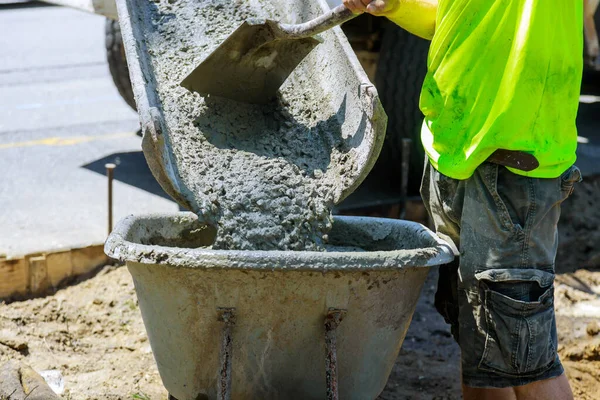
[{"x1": 486, "y1": 150, "x2": 539, "y2": 172}]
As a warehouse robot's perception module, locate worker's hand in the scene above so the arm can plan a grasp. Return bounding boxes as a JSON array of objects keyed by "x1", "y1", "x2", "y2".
[{"x1": 342, "y1": 0, "x2": 400, "y2": 16}]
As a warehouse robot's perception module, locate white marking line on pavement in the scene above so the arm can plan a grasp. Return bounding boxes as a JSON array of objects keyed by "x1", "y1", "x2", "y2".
[
  {"x1": 0, "y1": 61, "x2": 104, "y2": 75},
  {"x1": 0, "y1": 132, "x2": 137, "y2": 150},
  {"x1": 9, "y1": 95, "x2": 118, "y2": 110}
]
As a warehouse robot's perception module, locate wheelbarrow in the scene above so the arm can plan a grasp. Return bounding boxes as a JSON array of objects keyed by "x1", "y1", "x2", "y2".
[
  {"x1": 105, "y1": 213, "x2": 453, "y2": 400},
  {"x1": 101, "y1": 0, "x2": 454, "y2": 397}
]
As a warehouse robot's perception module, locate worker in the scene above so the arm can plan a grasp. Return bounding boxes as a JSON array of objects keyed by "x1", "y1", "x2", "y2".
[{"x1": 342, "y1": 0, "x2": 582, "y2": 399}]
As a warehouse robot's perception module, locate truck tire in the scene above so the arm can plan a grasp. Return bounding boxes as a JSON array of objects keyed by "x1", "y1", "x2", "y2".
[
  {"x1": 373, "y1": 23, "x2": 429, "y2": 195},
  {"x1": 105, "y1": 19, "x2": 137, "y2": 111}
]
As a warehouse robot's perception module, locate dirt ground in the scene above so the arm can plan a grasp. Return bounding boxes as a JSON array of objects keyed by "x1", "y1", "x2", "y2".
[{"x1": 1, "y1": 179, "x2": 599, "y2": 400}]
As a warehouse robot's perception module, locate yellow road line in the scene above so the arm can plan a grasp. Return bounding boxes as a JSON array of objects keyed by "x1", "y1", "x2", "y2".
[{"x1": 0, "y1": 132, "x2": 137, "y2": 150}]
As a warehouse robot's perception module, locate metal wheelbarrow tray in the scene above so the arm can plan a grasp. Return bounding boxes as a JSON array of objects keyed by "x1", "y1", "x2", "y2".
[{"x1": 105, "y1": 213, "x2": 453, "y2": 400}]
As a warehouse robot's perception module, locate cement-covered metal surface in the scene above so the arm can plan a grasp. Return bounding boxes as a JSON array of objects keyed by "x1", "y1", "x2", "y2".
[
  {"x1": 105, "y1": 213, "x2": 454, "y2": 270},
  {"x1": 105, "y1": 213, "x2": 454, "y2": 400}
]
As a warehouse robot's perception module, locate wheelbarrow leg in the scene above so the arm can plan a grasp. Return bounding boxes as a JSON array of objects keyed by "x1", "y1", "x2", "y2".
[
  {"x1": 217, "y1": 308, "x2": 236, "y2": 400},
  {"x1": 325, "y1": 309, "x2": 346, "y2": 400}
]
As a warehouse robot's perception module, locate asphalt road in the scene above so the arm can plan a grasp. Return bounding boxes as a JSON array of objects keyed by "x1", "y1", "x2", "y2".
[
  {"x1": 1, "y1": 2, "x2": 600, "y2": 257},
  {"x1": 0, "y1": 2, "x2": 178, "y2": 257}
]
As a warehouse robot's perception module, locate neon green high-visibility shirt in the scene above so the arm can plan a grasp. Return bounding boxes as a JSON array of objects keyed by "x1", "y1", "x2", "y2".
[{"x1": 419, "y1": 0, "x2": 583, "y2": 179}]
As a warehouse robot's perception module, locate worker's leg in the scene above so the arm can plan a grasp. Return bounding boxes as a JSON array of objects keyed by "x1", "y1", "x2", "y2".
[
  {"x1": 456, "y1": 163, "x2": 581, "y2": 397},
  {"x1": 514, "y1": 373, "x2": 573, "y2": 400},
  {"x1": 421, "y1": 160, "x2": 581, "y2": 399},
  {"x1": 463, "y1": 385, "x2": 516, "y2": 400},
  {"x1": 421, "y1": 160, "x2": 514, "y2": 399},
  {"x1": 463, "y1": 373, "x2": 573, "y2": 400}
]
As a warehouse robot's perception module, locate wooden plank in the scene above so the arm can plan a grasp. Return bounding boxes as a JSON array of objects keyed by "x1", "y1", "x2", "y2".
[
  {"x1": 0, "y1": 245, "x2": 109, "y2": 301},
  {"x1": 28, "y1": 255, "x2": 49, "y2": 294},
  {"x1": 46, "y1": 251, "x2": 74, "y2": 288},
  {"x1": 0, "y1": 257, "x2": 29, "y2": 299},
  {"x1": 71, "y1": 245, "x2": 108, "y2": 276}
]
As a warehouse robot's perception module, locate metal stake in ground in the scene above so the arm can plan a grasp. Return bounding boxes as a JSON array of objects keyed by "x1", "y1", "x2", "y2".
[
  {"x1": 400, "y1": 139, "x2": 412, "y2": 219},
  {"x1": 105, "y1": 163, "x2": 116, "y2": 235}
]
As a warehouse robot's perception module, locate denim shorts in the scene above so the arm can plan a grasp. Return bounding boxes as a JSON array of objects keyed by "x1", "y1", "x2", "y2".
[{"x1": 420, "y1": 159, "x2": 582, "y2": 388}]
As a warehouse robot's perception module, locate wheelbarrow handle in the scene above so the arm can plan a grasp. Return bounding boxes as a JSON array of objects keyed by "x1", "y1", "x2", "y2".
[{"x1": 278, "y1": 4, "x2": 358, "y2": 39}]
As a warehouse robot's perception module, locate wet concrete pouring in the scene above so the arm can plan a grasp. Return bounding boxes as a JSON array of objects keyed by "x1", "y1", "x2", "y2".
[{"x1": 146, "y1": 0, "x2": 360, "y2": 251}]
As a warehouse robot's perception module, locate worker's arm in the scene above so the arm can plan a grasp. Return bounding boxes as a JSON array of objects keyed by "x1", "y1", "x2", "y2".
[{"x1": 342, "y1": 0, "x2": 438, "y2": 40}]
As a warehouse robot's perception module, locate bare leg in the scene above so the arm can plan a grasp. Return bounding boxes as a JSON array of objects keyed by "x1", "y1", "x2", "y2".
[
  {"x1": 463, "y1": 373, "x2": 573, "y2": 400},
  {"x1": 513, "y1": 374, "x2": 573, "y2": 400},
  {"x1": 463, "y1": 385, "x2": 517, "y2": 400}
]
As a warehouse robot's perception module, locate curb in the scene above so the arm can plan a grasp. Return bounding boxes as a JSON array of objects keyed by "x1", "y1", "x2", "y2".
[{"x1": 0, "y1": 245, "x2": 109, "y2": 302}]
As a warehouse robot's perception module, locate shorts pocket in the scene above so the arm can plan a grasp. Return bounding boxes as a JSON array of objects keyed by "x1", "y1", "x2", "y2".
[
  {"x1": 560, "y1": 165, "x2": 582, "y2": 199},
  {"x1": 476, "y1": 268, "x2": 557, "y2": 377},
  {"x1": 485, "y1": 164, "x2": 527, "y2": 235}
]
